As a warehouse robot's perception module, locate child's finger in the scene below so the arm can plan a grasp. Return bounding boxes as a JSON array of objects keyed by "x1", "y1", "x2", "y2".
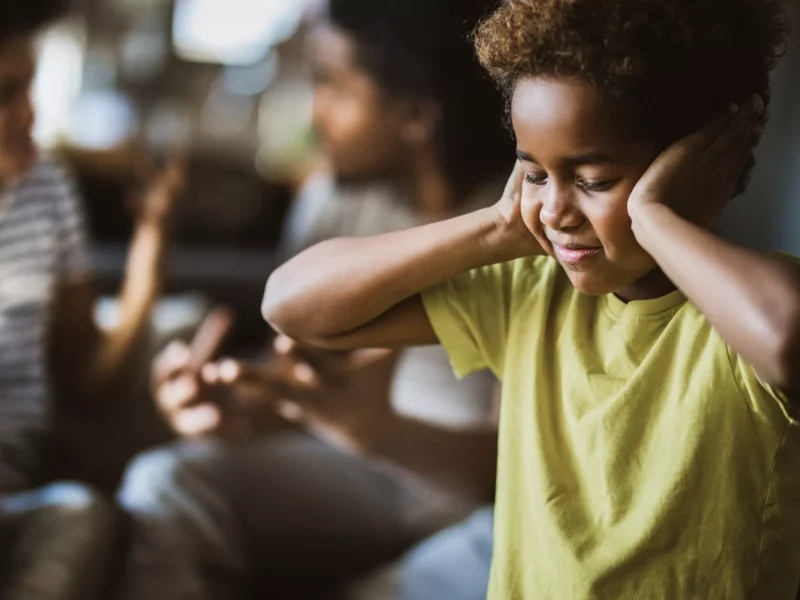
[
  {"x1": 728, "y1": 125, "x2": 762, "y2": 186},
  {"x1": 503, "y1": 161, "x2": 525, "y2": 203},
  {"x1": 727, "y1": 97, "x2": 763, "y2": 156},
  {"x1": 683, "y1": 106, "x2": 733, "y2": 153},
  {"x1": 710, "y1": 96, "x2": 762, "y2": 163},
  {"x1": 715, "y1": 96, "x2": 763, "y2": 188}
]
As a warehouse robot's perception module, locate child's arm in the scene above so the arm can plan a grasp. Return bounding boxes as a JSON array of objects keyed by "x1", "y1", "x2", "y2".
[
  {"x1": 629, "y1": 96, "x2": 800, "y2": 396},
  {"x1": 263, "y1": 164, "x2": 543, "y2": 350}
]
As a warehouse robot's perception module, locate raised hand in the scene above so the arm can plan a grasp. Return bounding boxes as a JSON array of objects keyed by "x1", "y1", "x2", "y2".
[{"x1": 128, "y1": 153, "x2": 188, "y2": 229}]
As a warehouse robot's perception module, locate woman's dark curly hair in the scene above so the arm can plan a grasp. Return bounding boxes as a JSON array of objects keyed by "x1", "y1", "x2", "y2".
[
  {"x1": 0, "y1": 0, "x2": 67, "y2": 46},
  {"x1": 475, "y1": 0, "x2": 792, "y2": 195}
]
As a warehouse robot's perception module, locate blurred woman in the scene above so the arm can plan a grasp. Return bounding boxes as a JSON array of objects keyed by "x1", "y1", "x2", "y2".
[{"x1": 117, "y1": 0, "x2": 510, "y2": 598}]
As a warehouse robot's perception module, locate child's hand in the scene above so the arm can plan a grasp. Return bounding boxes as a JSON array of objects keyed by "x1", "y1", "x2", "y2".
[
  {"x1": 628, "y1": 95, "x2": 764, "y2": 231},
  {"x1": 487, "y1": 161, "x2": 543, "y2": 260}
]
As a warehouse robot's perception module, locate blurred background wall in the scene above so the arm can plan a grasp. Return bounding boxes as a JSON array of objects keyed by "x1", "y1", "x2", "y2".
[{"x1": 718, "y1": 1, "x2": 799, "y2": 254}]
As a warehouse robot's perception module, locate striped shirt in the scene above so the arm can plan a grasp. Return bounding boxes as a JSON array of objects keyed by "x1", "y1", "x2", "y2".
[{"x1": 0, "y1": 157, "x2": 90, "y2": 490}]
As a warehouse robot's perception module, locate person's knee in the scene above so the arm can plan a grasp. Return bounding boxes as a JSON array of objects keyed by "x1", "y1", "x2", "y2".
[
  {"x1": 16, "y1": 482, "x2": 116, "y2": 555},
  {"x1": 397, "y1": 509, "x2": 494, "y2": 600},
  {"x1": 118, "y1": 446, "x2": 195, "y2": 512},
  {"x1": 39, "y1": 482, "x2": 112, "y2": 527},
  {"x1": 116, "y1": 443, "x2": 248, "y2": 571}
]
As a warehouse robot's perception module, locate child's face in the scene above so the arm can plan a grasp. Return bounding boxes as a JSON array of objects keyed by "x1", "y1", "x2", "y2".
[
  {"x1": 0, "y1": 36, "x2": 37, "y2": 185},
  {"x1": 512, "y1": 77, "x2": 662, "y2": 297}
]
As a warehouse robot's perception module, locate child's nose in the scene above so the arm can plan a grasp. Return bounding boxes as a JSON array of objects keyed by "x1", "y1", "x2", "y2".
[{"x1": 540, "y1": 185, "x2": 583, "y2": 232}]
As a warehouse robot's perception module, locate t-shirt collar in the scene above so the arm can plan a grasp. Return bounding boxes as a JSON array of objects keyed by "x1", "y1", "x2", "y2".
[{"x1": 602, "y1": 287, "x2": 687, "y2": 319}]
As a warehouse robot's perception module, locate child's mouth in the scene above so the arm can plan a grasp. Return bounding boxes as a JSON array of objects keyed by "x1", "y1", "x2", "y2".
[{"x1": 552, "y1": 243, "x2": 602, "y2": 264}]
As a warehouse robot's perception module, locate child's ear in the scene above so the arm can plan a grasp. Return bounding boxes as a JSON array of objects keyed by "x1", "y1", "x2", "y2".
[{"x1": 401, "y1": 100, "x2": 441, "y2": 147}]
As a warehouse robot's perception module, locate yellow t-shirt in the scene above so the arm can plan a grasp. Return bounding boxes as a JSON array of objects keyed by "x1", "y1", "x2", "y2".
[{"x1": 422, "y1": 256, "x2": 800, "y2": 600}]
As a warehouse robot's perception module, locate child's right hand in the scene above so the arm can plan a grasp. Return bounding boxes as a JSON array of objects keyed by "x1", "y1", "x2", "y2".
[{"x1": 488, "y1": 161, "x2": 544, "y2": 261}]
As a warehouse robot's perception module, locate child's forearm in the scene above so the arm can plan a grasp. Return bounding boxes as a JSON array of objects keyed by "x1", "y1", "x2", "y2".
[
  {"x1": 264, "y1": 206, "x2": 521, "y2": 343},
  {"x1": 631, "y1": 203, "x2": 800, "y2": 392}
]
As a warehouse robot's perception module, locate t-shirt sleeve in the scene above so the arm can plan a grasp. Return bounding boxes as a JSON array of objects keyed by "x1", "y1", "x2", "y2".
[
  {"x1": 730, "y1": 350, "x2": 800, "y2": 426},
  {"x1": 50, "y1": 161, "x2": 92, "y2": 284},
  {"x1": 421, "y1": 260, "x2": 517, "y2": 379}
]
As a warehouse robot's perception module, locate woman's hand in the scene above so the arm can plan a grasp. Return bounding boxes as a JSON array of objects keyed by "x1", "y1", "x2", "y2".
[
  {"x1": 226, "y1": 336, "x2": 400, "y2": 452},
  {"x1": 151, "y1": 342, "x2": 288, "y2": 439},
  {"x1": 128, "y1": 154, "x2": 188, "y2": 230}
]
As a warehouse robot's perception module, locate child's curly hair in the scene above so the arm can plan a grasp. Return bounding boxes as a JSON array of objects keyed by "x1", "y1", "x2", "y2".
[{"x1": 475, "y1": 0, "x2": 792, "y2": 195}]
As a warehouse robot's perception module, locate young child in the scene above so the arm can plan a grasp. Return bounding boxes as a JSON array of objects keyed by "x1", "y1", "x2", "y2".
[{"x1": 263, "y1": 0, "x2": 800, "y2": 598}]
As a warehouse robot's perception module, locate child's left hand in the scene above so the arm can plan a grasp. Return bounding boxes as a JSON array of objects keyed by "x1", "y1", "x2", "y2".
[{"x1": 627, "y1": 95, "x2": 764, "y2": 230}]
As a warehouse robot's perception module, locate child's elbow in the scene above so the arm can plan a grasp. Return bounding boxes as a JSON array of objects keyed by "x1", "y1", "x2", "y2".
[
  {"x1": 261, "y1": 270, "x2": 293, "y2": 334},
  {"x1": 262, "y1": 269, "x2": 338, "y2": 345}
]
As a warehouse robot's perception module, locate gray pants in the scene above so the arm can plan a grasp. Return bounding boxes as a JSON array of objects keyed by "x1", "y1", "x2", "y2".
[
  {"x1": 347, "y1": 507, "x2": 494, "y2": 600},
  {"x1": 116, "y1": 431, "x2": 467, "y2": 600},
  {"x1": 0, "y1": 482, "x2": 114, "y2": 600},
  {"x1": 396, "y1": 507, "x2": 493, "y2": 600}
]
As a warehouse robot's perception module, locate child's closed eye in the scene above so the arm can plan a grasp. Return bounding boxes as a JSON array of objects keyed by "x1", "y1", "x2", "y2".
[
  {"x1": 525, "y1": 173, "x2": 548, "y2": 186},
  {"x1": 576, "y1": 178, "x2": 619, "y2": 193}
]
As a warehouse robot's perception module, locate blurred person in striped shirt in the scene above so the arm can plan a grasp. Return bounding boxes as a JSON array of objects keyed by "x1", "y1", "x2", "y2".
[{"x1": 0, "y1": 2, "x2": 185, "y2": 599}]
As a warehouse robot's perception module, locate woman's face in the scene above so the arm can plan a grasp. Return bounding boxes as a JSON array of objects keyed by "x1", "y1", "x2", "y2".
[
  {"x1": 308, "y1": 25, "x2": 414, "y2": 182},
  {"x1": 0, "y1": 36, "x2": 37, "y2": 185},
  {"x1": 511, "y1": 76, "x2": 665, "y2": 298}
]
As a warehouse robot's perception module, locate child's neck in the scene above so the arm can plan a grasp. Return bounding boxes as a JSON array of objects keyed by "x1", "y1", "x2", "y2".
[{"x1": 614, "y1": 268, "x2": 677, "y2": 303}]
